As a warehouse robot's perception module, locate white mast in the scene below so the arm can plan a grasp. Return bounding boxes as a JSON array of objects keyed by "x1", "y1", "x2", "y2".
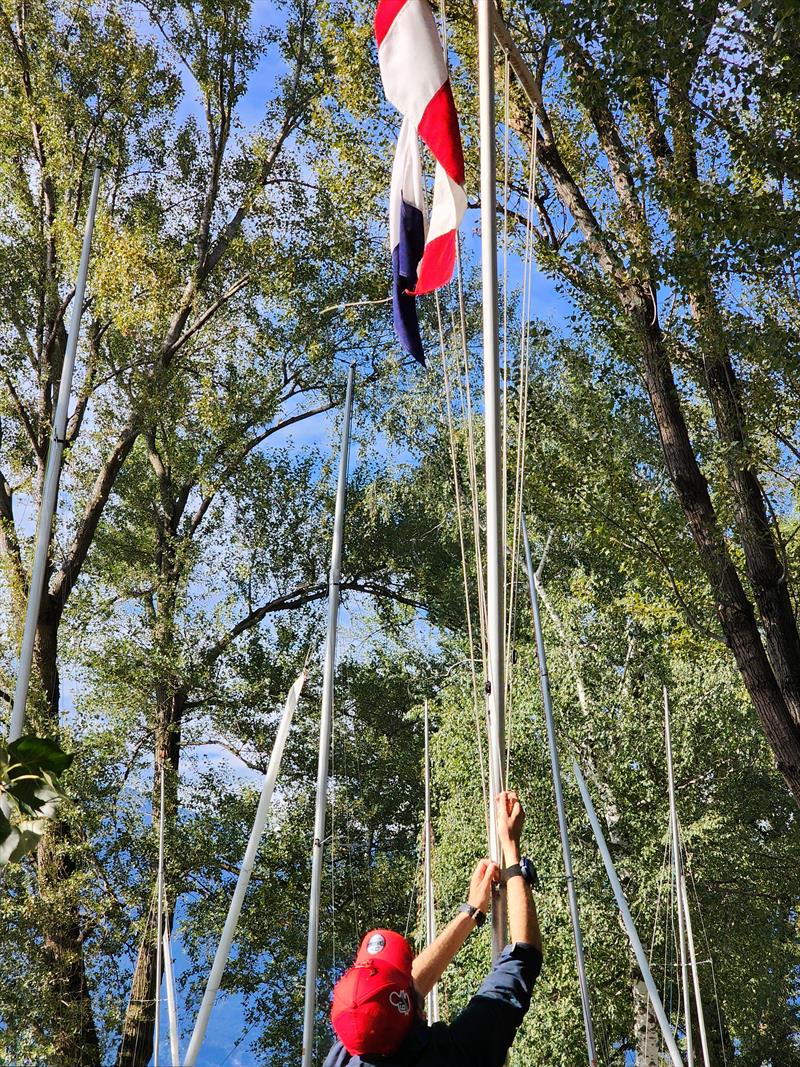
[
  {"x1": 665, "y1": 688, "x2": 695, "y2": 1066},
  {"x1": 665, "y1": 689, "x2": 712, "y2": 1067},
  {"x1": 154, "y1": 763, "x2": 166, "y2": 1067},
  {"x1": 521, "y1": 517, "x2": 597, "y2": 1066},
  {"x1": 423, "y1": 700, "x2": 440, "y2": 1022},
  {"x1": 478, "y1": 0, "x2": 507, "y2": 961},
  {"x1": 301, "y1": 364, "x2": 356, "y2": 1067},
  {"x1": 9, "y1": 164, "x2": 102, "y2": 742},
  {"x1": 572, "y1": 758, "x2": 685, "y2": 1067},
  {"x1": 162, "y1": 911, "x2": 181, "y2": 1067},
  {"x1": 185, "y1": 671, "x2": 308, "y2": 1066},
  {"x1": 678, "y1": 832, "x2": 712, "y2": 1067}
]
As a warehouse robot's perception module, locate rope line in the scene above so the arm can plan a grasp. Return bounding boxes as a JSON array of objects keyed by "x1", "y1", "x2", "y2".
[
  {"x1": 436, "y1": 292, "x2": 490, "y2": 825},
  {"x1": 505, "y1": 120, "x2": 539, "y2": 776}
]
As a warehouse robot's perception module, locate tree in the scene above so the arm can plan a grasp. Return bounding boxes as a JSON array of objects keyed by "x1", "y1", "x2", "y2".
[
  {"x1": 0, "y1": 0, "x2": 339, "y2": 1059},
  {"x1": 484, "y1": 0, "x2": 800, "y2": 803}
]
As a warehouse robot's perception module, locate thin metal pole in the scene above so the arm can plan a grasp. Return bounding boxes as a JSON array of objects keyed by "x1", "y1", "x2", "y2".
[
  {"x1": 572, "y1": 758, "x2": 685, "y2": 1067},
  {"x1": 154, "y1": 763, "x2": 166, "y2": 1067},
  {"x1": 301, "y1": 364, "x2": 356, "y2": 1067},
  {"x1": 521, "y1": 516, "x2": 597, "y2": 1066},
  {"x1": 162, "y1": 911, "x2": 181, "y2": 1067},
  {"x1": 185, "y1": 671, "x2": 308, "y2": 1066},
  {"x1": 665, "y1": 688, "x2": 695, "y2": 1067},
  {"x1": 478, "y1": 0, "x2": 507, "y2": 962},
  {"x1": 9, "y1": 164, "x2": 102, "y2": 742},
  {"x1": 678, "y1": 829, "x2": 712, "y2": 1067},
  {"x1": 423, "y1": 700, "x2": 440, "y2": 1022}
]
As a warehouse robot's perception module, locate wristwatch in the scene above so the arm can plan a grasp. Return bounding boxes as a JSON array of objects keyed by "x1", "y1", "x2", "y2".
[
  {"x1": 458, "y1": 902, "x2": 487, "y2": 928},
  {"x1": 502, "y1": 856, "x2": 539, "y2": 889}
]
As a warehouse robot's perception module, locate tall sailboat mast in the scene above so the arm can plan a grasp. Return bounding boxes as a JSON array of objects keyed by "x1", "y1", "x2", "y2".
[
  {"x1": 573, "y1": 759, "x2": 685, "y2": 1067},
  {"x1": 665, "y1": 688, "x2": 695, "y2": 1067},
  {"x1": 665, "y1": 688, "x2": 712, "y2": 1067},
  {"x1": 9, "y1": 164, "x2": 102, "y2": 743},
  {"x1": 423, "y1": 700, "x2": 440, "y2": 1022},
  {"x1": 301, "y1": 365, "x2": 356, "y2": 1067},
  {"x1": 477, "y1": 0, "x2": 507, "y2": 959},
  {"x1": 522, "y1": 517, "x2": 597, "y2": 1066}
]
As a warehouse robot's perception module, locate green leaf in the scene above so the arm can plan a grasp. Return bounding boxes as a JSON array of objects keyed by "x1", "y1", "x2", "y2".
[
  {"x1": 0, "y1": 809, "x2": 42, "y2": 865},
  {"x1": 7, "y1": 777, "x2": 64, "y2": 819},
  {"x1": 7, "y1": 735, "x2": 74, "y2": 778},
  {"x1": 0, "y1": 819, "x2": 45, "y2": 865}
]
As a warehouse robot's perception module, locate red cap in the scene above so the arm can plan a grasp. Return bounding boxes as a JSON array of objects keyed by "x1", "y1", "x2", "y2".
[{"x1": 331, "y1": 930, "x2": 415, "y2": 1056}]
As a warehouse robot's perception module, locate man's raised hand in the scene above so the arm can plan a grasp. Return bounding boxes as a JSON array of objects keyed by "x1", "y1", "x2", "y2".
[
  {"x1": 467, "y1": 858, "x2": 501, "y2": 912},
  {"x1": 496, "y1": 790, "x2": 525, "y2": 862}
]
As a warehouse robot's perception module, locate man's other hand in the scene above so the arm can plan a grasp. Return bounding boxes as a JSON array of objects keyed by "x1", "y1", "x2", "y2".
[
  {"x1": 467, "y1": 858, "x2": 501, "y2": 912},
  {"x1": 496, "y1": 790, "x2": 525, "y2": 861}
]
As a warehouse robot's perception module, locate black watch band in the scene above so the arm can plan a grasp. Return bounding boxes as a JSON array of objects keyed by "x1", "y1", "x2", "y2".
[
  {"x1": 503, "y1": 862, "x2": 524, "y2": 882},
  {"x1": 502, "y1": 857, "x2": 539, "y2": 888},
  {"x1": 458, "y1": 902, "x2": 487, "y2": 928}
]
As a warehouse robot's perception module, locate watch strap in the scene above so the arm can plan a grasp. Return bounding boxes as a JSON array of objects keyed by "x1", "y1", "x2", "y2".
[
  {"x1": 503, "y1": 857, "x2": 539, "y2": 888},
  {"x1": 502, "y1": 862, "x2": 523, "y2": 882},
  {"x1": 458, "y1": 902, "x2": 487, "y2": 928}
]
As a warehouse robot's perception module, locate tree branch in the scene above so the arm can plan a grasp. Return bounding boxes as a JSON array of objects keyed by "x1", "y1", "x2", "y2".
[
  {"x1": 170, "y1": 275, "x2": 251, "y2": 357},
  {"x1": 202, "y1": 577, "x2": 426, "y2": 667},
  {"x1": 1, "y1": 368, "x2": 41, "y2": 459},
  {"x1": 183, "y1": 397, "x2": 338, "y2": 540},
  {"x1": 50, "y1": 421, "x2": 141, "y2": 607}
]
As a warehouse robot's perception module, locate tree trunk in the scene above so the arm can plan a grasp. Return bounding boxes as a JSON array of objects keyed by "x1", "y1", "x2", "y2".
[
  {"x1": 687, "y1": 285, "x2": 800, "y2": 732},
  {"x1": 507, "y1": 61, "x2": 800, "y2": 804},
  {"x1": 33, "y1": 606, "x2": 102, "y2": 1066},
  {"x1": 632, "y1": 970, "x2": 661, "y2": 1067},
  {"x1": 623, "y1": 288, "x2": 800, "y2": 803},
  {"x1": 116, "y1": 688, "x2": 185, "y2": 1067}
]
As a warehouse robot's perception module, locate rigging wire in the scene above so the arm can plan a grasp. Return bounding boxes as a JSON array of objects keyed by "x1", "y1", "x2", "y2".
[
  {"x1": 154, "y1": 761, "x2": 166, "y2": 1067},
  {"x1": 404, "y1": 832, "x2": 424, "y2": 939},
  {"x1": 505, "y1": 120, "x2": 539, "y2": 778},
  {"x1": 644, "y1": 840, "x2": 671, "y2": 1062},
  {"x1": 351, "y1": 704, "x2": 377, "y2": 927},
  {"x1": 330, "y1": 694, "x2": 337, "y2": 975},
  {"x1": 436, "y1": 293, "x2": 490, "y2": 826},
  {"x1": 125, "y1": 888, "x2": 159, "y2": 1067},
  {"x1": 452, "y1": 246, "x2": 491, "y2": 678},
  {"x1": 502, "y1": 49, "x2": 511, "y2": 634},
  {"x1": 687, "y1": 862, "x2": 728, "y2": 1065}
]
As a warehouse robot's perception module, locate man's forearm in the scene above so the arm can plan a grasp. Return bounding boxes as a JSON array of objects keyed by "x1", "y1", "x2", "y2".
[
  {"x1": 504, "y1": 841, "x2": 542, "y2": 950},
  {"x1": 411, "y1": 911, "x2": 476, "y2": 995}
]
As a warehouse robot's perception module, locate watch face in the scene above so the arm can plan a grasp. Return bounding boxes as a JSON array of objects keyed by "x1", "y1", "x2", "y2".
[{"x1": 521, "y1": 857, "x2": 540, "y2": 889}]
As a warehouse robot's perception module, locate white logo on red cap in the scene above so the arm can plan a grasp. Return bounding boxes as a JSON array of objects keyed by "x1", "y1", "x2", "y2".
[
  {"x1": 366, "y1": 934, "x2": 385, "y2": 955},
  {"x1": 389, "y1": 990, "x2": 411, "y2": 1015}
]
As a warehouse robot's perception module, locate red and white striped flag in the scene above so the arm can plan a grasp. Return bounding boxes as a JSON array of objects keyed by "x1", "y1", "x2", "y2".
[{"x1": 376, "y1": 0, "x2": 467, "y2": 361}]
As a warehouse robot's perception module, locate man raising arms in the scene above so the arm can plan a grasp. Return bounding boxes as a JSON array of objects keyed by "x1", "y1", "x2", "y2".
[{"x1": 323, "y1": 790, "x2": 542, "y2": 1066}]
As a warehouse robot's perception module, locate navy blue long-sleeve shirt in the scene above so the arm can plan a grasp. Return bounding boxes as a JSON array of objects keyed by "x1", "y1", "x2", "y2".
[{"x1": 322, "y1": 942, "x2": 542, "y2": 1067}]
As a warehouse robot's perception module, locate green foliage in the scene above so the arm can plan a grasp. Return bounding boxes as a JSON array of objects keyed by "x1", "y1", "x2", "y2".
[
  {"x1": 1, "y1": 0, "x2": 799, "y2": 1064},
  {"x1": 0, "y1": 734, "x2": 74, "y2": 865}
]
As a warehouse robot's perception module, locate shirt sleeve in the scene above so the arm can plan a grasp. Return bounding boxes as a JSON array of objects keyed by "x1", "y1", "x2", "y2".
[{"x1": 445, "y1": 942, "x2": 542, "y2": 1067}]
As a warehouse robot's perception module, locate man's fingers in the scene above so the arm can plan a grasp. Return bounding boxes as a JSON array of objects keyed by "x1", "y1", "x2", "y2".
[
  {"x1": 479, "y1": 863, "x2": 500, "y2": 891},
  {"x1": 474, "y1": 858, "x2": 491, "y2": 879},
  {"x1": 495, "y1": 789, "x2": 521, "y2": 818}
]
